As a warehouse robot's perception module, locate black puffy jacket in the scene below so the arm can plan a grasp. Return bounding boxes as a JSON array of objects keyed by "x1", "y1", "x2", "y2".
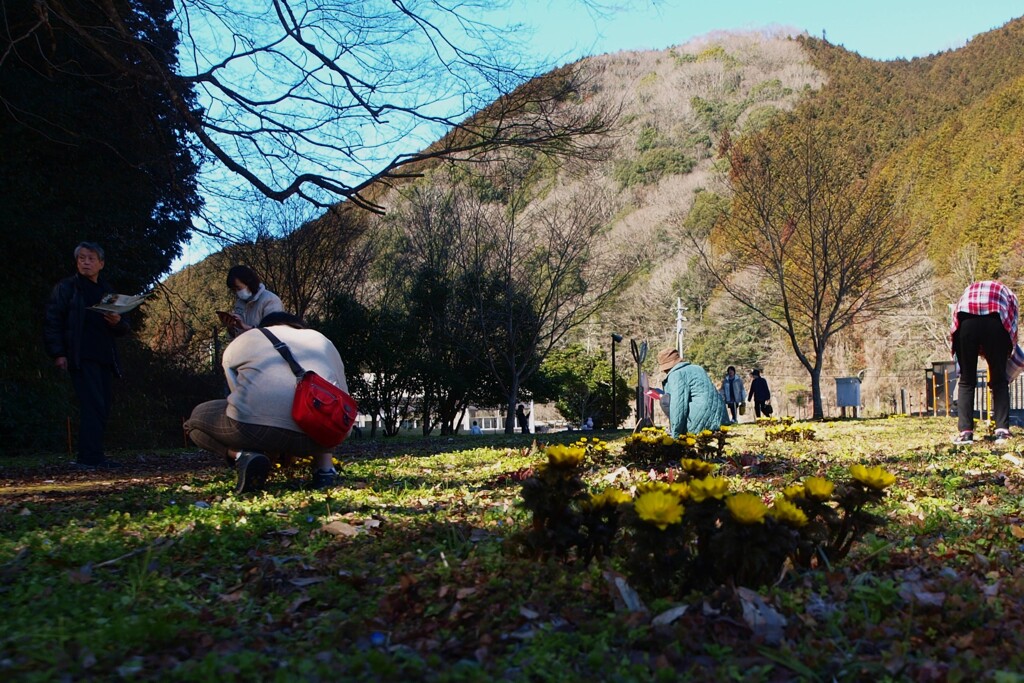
[{"x1": 43, "y1": 274, "x2": 130, "y2": 374}]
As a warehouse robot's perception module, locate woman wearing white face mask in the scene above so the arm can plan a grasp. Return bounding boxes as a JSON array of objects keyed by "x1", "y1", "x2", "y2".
[{"x1": 225, "y1": 265, "x2": 284, "y2": 338}]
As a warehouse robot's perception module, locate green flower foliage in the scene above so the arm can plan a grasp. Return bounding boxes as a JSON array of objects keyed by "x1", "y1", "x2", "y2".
[{"x1": 516, "y1": 437, "x2": 899, "y2": 595}]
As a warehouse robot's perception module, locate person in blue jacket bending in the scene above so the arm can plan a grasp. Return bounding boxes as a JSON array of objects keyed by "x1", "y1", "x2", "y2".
[{"x1": 657, "y1": 348, "x2": 726, "y2": 437}]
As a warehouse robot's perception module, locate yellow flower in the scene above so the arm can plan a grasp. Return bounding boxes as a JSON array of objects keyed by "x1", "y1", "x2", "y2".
[
  {"x1": 726, "y1": 492, "x2": 768, "y2": 524},
  {"x1": 585, "y1": 487, "x2": 632, "y2": 510},
  {"x1": 850, "y1": 464, "x2": 896, "y2": 490},
  {"x1": 700, "y1": 430, "x2": 713, "y2": 437},
  {"x1": 803, "y1": 476, "x2": 834, "y2": 501},
  {"x1": 782, "y1": 483, "x2": 806, "y2": 500},
  {"x1": 679, "y1": 458, "x2": 717, "y2": 477},
  {"x1": 667, "y1": 482, "x2": 690, "y2": 500},
  {"x1": 546, "y1": 444, "x2": 585, "y2": 468},
  {"x1": 685, "y1": 437, "x2": 697, "y2": 446},
  {"x1": 769, "y1": 499, "x2": 808, "y2": 527},
  {"x1": 661, "y1": 435, "x2": 676, "y2": 446},
  {"x1": 635, "y1": 481, "x2": 670, "y2": 495},
  {"x1": 689, "y1": 476, "x2": 730, "y2": 502},
  {"x1": 634, "y1": 491, "x2": 684, "y2": 530}
]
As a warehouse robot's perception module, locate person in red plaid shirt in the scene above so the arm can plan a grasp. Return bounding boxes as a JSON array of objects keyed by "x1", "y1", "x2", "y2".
[{"x1": 950, "y1": 280, "x2": 1024, "y2": 445}]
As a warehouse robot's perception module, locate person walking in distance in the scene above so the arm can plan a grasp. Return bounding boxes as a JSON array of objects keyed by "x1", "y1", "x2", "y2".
[
  {"x1": 720, "y1": 366, "x2": 745, "y2": 424},
  {"x1": 748, "y1": 369, "x2": 772, "y2": 418}
]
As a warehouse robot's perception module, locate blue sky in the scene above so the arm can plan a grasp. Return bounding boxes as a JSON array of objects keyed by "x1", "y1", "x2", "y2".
[{"x1": 523, "y1": 1, "x2": 1021, "y2": 62}]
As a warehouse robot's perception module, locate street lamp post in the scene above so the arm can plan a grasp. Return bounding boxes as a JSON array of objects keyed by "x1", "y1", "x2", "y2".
[{"x1": 611, "y1": 333, "x2": 623, "y2": 429}]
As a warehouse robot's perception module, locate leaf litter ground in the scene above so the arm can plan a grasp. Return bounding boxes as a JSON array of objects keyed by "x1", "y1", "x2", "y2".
[{"x1": 2, "y1": 417, "x2": 1024, "y2": 681}]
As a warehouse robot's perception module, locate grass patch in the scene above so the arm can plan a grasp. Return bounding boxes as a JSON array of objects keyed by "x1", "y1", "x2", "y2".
[{"x1": 2, "y1": 419, "x2": 1024, "y2": 680}]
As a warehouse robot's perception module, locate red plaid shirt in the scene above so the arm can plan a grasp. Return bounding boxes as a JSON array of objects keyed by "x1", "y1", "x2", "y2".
[{"x1": 950, "y1": 280, "x2": 1024, "y2": 380}]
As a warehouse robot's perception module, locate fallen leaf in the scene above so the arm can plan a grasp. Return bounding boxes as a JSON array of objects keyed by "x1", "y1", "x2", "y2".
[
  {"x1": 322, "y1": 521, "x2": 359, "y2": 537},
  {"x1": 651, "y1": 605, "x2": 688, "y2": 626},
  {"x1": 603, "y1": 570, "x2": 648, "y2": 614},
  {"x1": 456, "y1": 587, "x2": 477, "y2": 600},
  {"x1": 737, "y1": 586, "x2": 787, "y2": 645},
  {"x1": 289, "y1": 576, "x2": 329, "y2": 587},
  {"x1": 1010, "y1": 524, "x2": 1024, "y2": 539},
  {"x1": 519, "y1": 606, "x2": 540, "y2": 620}
]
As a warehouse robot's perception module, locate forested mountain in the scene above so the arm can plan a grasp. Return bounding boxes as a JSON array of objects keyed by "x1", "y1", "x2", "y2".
[{"x1": 154, "y1": 18, "x2": 1024, "y2": 424}]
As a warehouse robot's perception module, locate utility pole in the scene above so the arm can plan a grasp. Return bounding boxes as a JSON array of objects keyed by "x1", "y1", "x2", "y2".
[{"x1": 676, "y1": 298, "x2": 686, "y2": 354}]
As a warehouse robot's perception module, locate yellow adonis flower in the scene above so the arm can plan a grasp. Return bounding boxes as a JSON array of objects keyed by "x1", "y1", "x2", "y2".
[
  {"x1": 725, "y1": 492, "x2": 769, "y2": 525},
  {"x1": 803, "y1": 476, "x2": 834, "y2": 501},
  {"x1": 782, "y1": 483, "x2": 806, "y2": 500},
  {"x1": 685, "y1": 437, "x2": 697, "y2": 446},
  {"x1": 660, "y1": 435, "x2": 676, "y2": 446},
  {"x1": 689, "y1": 476, "x2": 730, "y2": 502},
  {"x1": 667, "y1": 482, "x2": 690, "y2": 500},
  {"x1": 635, "y1": 481, "x2": 670, "y2": 495},
  {"x1": 634, "y1": 490, "x2": 684, "y2": 530},
  {"x1": 545, "y1": 444, "x2": 585, "y2": 468},
  {"x1": 700, "y1": 430, "x2": 713, "y2": 437},
  {"x1": 849, "y1": 464, "x2": 896, "y2": 490},
  {"x1": 679, "y1": 458, "x2": 717, "y2": 477},
  {"x1": 769, "y1": 499, "x2": 808, "y2": 527},
  {"x1": 584, "y1": 488, "x2": 632, "y2": 510}
]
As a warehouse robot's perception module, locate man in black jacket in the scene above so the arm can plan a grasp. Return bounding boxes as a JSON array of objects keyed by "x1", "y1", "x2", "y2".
[{"x1": 44, "y1": 243, "x2": 130, "y2": 467}]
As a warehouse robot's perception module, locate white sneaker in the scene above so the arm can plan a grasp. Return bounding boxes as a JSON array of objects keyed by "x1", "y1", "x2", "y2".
[{"x1": 994, "y1": 429, "x2": 1011, "y2": 445}]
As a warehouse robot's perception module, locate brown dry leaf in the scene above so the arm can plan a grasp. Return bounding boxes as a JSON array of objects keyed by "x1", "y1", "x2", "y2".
[
  {"x1": 438, "y1": 585, "x2": 450, "y2": 599},
  {"x1": 219, "y1": 590, "x2": 245, "y2": 603},
  {"x1": 1010, "y1": 524, "x2": 1024, "y2": 539},
  {"x1": 321, "y1": 521, "x2": 359, "y2": 537},
  {"x1": 456, "y1": 587, "x2": 477, "y2": 600}
]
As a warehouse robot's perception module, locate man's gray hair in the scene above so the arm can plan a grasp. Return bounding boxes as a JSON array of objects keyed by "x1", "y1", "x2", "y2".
[{"x1": 74, "y1": 242, "x2": 105, "y2": 261}]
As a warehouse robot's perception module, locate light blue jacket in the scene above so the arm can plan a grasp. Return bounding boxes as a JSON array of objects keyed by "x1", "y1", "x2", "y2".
[{"x1": 665, "y1": 361, "x2": 726, "y2": 436}]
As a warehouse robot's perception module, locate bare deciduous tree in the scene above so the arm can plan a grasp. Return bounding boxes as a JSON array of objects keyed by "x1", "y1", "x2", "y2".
[
  {"x1": 459, "y1": 172, "x2": 639, "y2": 433},
  {"x1": 694, "y1": 119, "x2": 925, "y2": 418},
  {"x1": 14, "y1": 1, "x2": 615, "y2": 212}
]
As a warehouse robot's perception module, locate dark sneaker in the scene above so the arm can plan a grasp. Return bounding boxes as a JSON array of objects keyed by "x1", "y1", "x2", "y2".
[
  {"x1": 312, "y1": 468, "x2": 338, "y2": 490},
  {"x1": 953, "y1": 431, "x2": 974, "y2": 445},
  {"x1": 235, "y1": 452, "x2": 271, "y2": 494},
  {"x1": 994, "y1": 429, "x2": 1011, "y2": 444}
]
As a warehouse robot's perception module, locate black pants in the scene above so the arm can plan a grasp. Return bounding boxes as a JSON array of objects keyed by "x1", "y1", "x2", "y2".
[
  {"x1": 725, "y1": 403, "x2": 739, "y2": 422},
  {"x1": 70, "y1": 360, "x2": 114, "y2": 464},
  {"x1": 753, "y1": 401, "x2": 769, "y2": 417},
  {"x1": 955, "y1": 313, "x2": 1010, "y2": 433}
]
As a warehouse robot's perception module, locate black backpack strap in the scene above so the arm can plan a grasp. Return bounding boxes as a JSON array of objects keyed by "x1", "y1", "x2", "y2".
[{"x1": 258, "y1": 327, "x2": 305, "y2": 379}]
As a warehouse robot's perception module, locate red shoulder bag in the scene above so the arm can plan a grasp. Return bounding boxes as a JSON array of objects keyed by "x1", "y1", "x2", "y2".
[{"x1": 259, "y1": 328, "x2": 358, "y2": 447}]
